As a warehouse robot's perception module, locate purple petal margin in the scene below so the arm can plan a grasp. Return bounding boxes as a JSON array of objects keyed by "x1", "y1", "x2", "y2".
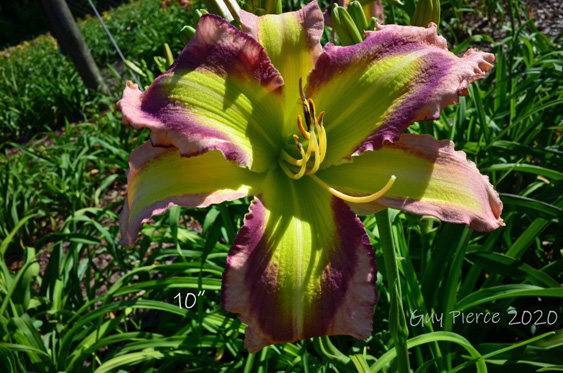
[
  {"x1": 222, "y1": 194, "x2": 377, "y2": 352},
  {"x1": 116, "y1": 15, "x2": 284, "y2": 169},
  {"x1": 377, "y1": 134, "x2": 503, "y2": 231},
  {"x1": 307, "y1": 22, "x2": 494, "y2": 157},
  {"x1": 357, "y1": 24, "x2": 495, "y2": 154},
  {"x1": 119, "y1": 142, "x2": 260, "y2": 246},
  {"x1": 340, "y1": 134, "x2": 504, "y2": 232}
]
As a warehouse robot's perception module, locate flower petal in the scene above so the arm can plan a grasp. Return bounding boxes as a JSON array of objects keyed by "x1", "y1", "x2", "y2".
[
  {"x1": 240, "y1": 1, "x2": 324, "y2": 126},
  {"x1": 306, "y1": 23, "x2": 495, "y2": 167},
  {"x1": 316, "y1": 134, "x2": 504, "y2": 231},
  {"x1": 120, "y1": 142, "x2": 265, "y2": 245},
  {"x1": 117, "y1": 15, "x2": 285, "y2": 172},
  {"x1": 222, "y1": 169, "x2": 377, "y2": 352}
]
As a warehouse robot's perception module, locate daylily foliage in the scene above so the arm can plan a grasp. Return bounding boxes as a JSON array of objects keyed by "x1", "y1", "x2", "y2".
[{"x1": 117, "y1": 1, "x2": 502, "y2": 352}]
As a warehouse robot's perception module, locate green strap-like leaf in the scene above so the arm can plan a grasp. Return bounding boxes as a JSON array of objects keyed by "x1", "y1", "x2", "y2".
[{"x1": 370, "y1": 331, "x2": 487, "y2": 373}]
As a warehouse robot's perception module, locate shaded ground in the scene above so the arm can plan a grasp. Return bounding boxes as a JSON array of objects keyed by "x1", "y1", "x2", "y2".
[
  {"x1": 463, "y1": 0, "x2": 563, "y2": 43},
  {"x1": 528, "y1": 0, "x2": 563, "y2": 41}
]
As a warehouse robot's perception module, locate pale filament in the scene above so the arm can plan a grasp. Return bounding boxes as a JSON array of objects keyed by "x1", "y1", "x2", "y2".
[
  {"x1": 278, "y1": 128, "x2": 318, "y2": 180},
  {"x1": 304, "y1": 130, "x2": 321, "y2": 175}
]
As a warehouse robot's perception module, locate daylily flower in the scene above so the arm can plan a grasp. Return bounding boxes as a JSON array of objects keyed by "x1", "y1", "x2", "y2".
[{"x1": 117, "y1": 1, "x2": 503, "y2": 352}]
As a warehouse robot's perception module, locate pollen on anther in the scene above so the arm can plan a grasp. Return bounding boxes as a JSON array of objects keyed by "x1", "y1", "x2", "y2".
[
  {"x1": 303, "y1": 103, "x2": 311, "y2": 130},
  {"x1": 308, "y1": 99, "x2": 316, "y2": 120},
  {"x1": 317, "y1": 111, "x2": 325, "y2": 126}
]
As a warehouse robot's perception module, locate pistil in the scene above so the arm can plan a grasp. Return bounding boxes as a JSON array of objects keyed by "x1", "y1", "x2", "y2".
[{"x1": 310, "y1": 174, "x2": 396, "y2": 203}]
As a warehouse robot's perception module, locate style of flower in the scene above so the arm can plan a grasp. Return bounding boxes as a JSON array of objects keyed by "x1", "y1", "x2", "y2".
[{"x1": 117, "y1": 1, "x2": 503, "y2": 352}]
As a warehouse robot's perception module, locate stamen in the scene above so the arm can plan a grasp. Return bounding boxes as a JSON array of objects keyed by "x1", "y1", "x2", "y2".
[
  {"x1": 315, "y1": 111, "x2": 327, "y2": 162},
  {"x1": 317, "y1": 122, "x2": 327, "y2": 163},
  {"x1": 281, "y1": 148, "x2": 302, "y2": 166},
  {"x1": 308, "y1": 98, "x2": 316, "y2": 121},
  {"x1": 302, "y1": 129, "x2": 316, "y2": 162},
  {"x1": 278, "y1": 159, "x2": 303, "y2": 180},
  {"x1": 317, "y1": 111, "x2": 325, "y2": 127},
  {"x1": 305, "y1": 130, "x2": 321, "y2": 175},
  {"x1": 299, "y1": 77, "x2": 306, "y2": 102},
  {"x1": 309, "y1": 174, "x2": 397, "y2": 203},
  {"x1": 297, "y1": 116, "x2": 309, "y2": 140},
  {"x1": 291, "y1": 157, "x2": 309, "y2": 179},
  {"x1": 303, "y1": 103, "x2": 311, "y2": 130},
  {"x1": 278, "y1": 77, "x2": 328, "y2": 180}
]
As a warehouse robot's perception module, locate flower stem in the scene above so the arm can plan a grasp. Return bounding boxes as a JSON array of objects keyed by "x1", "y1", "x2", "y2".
[{"x1": 376, "y1": 208, "x2": 410, "y2": 373}]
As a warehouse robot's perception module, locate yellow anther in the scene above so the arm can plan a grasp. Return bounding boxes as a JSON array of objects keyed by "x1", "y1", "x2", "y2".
[
  {"x1": 297, "y1": 116, "x2": 310, "y2": 140},
  {"x1": 317, "y1": 111, "x2": 325, "y2": 126},
  {"x1": 308, "y1": 98, "x2": 316, "y2": 121},
  {"x1": 310, "y1": 174, "x2": 397, "y2": 203}
]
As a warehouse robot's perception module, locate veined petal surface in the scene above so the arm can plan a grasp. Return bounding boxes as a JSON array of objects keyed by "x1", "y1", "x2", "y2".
[
  {"x1": 316, "y1": 134, "x2": 504, "y2": 231},
  {"x1": 117, "y1": 15, "x2": 285, "y2": 172},
  {"x1": 241, "y1": 1, "x2": 324, "y2": 130},
  {"x1": 306, "y1": 23, "x2": 495, "y2": 168},
  {"x1": 222, "y1": 169, "x2": 377, "y2": 352},
  {"x1": 120, "y1": 142, "x2": 264, "y2": 246}
]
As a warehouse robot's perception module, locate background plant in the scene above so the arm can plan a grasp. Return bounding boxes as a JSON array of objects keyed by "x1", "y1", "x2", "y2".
[{"x1": 0, "y1": 0, "x2": 191, "y2": 142}]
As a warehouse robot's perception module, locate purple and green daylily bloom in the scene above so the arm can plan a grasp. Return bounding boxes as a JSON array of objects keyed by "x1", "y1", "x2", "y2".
[{"x1": 117, "y1": 1, "x2": 503, "y2": 352}]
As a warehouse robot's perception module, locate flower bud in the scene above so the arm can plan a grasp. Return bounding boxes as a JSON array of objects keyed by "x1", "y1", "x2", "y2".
[
  {"x1": 163, "y1": 43, "x2": 174, "y2": 66},
  {"x1": 180, "y1": 25, "x2": 196, "y2": 45},
  {"x1": 411, "y1": 0, "x2": 440, "y2": 27},
  {"x1": 331, "y1": 4, "x2": 363, "y2": 46},
  {"x1": 367, "y1": 16, "x2": 378, "y2": 31},
  {"x1": 347, "y1": 1, "x2": 368, "y2": 33},
  {"x1": 263, "y1": 0, "x2": 282, "y2": 14},
  {"x1": 195, "y1": 9, "x2": 209, "y2": 23}
]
